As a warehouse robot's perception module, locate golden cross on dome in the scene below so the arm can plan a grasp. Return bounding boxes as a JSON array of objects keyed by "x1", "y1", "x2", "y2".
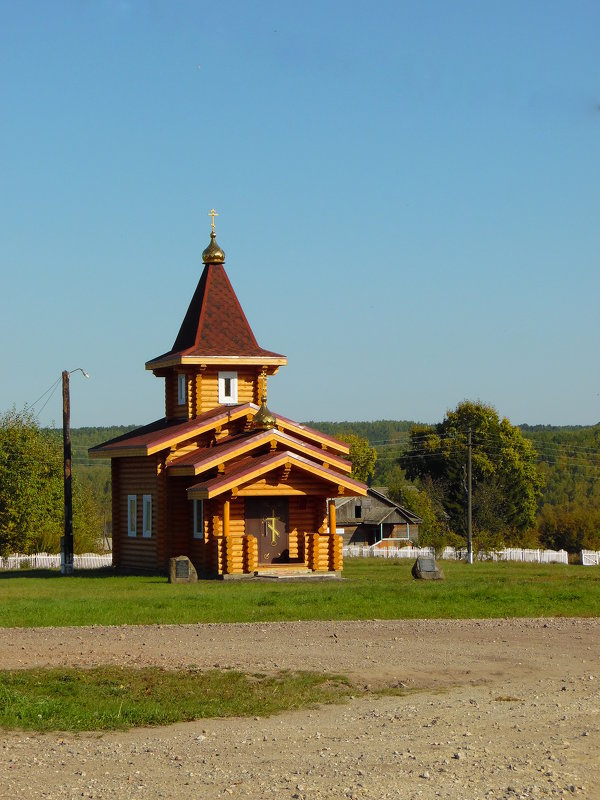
[{"x1": 208, "y1": 208, "x2": 219, "y2": 233}]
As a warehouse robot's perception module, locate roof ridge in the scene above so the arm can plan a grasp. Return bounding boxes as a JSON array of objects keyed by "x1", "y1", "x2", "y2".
[{"x1": 192, "y1": 262, "x2": 212, "y2": 351}]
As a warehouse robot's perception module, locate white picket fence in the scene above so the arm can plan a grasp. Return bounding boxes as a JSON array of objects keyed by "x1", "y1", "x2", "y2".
[
  {"x1": 0, "y1": 553, "x2": 112, "y2": 570},
  {"x1": 581, "y1": 550, "x2": 600, "y2": 566},
  {"x1": 343, "y1": 544, "x2": 569, "y2": 564}
]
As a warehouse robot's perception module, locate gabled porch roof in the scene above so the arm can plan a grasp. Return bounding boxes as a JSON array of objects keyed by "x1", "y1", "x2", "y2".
[{"x1": 187, "y1": 450, "x2": 366, "y2": 500}]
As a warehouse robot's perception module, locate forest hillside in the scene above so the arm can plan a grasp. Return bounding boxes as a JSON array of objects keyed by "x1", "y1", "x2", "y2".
[{"x1": 65, "y1": 418, "x2": 600, "y2": 553}]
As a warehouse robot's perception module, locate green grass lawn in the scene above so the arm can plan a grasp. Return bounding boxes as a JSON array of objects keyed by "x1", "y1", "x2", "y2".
[
  {"x1": 0, "y1": 666, "x2": 354, "y2": 732},
  {"x1": 1, "y1": 559, "x2": 599, "y2": 628}
]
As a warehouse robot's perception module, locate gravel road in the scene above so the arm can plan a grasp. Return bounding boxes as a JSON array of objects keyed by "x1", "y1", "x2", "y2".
[{"x1": 1, "y1": 617, "x2": 598, "y2": 799}]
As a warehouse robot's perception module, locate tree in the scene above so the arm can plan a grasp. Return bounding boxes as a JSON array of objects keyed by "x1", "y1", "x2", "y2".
[
  {"x1": 338, "y1": 433, "x2": 377, "y2": 484},
  {"x1": 0, "y1": 407, "x2": 102, "y2": 556},
  {"x1": 401, "y1": 401, "x2": 544, "y2": 543},
  {"x1": 0, "y1": 407, "x2": 63, "y2": 556},
  {"x1": 537, "y1": 503, "x2": 600, "y2": 552},
  {"x1": 393, "y1": 481, "x2": 449, "y2": 554}
]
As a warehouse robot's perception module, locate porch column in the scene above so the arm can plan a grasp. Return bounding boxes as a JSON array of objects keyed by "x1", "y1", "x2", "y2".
[
  {"x1": 328, "y1": 499, "x2": 336, "y2": 536},
  {"x1": 223, "y1": 498, "x2": 230, "y2": 537},
  {"x1": 328, "y1": 499, "x2": 342, "y2": 571}
]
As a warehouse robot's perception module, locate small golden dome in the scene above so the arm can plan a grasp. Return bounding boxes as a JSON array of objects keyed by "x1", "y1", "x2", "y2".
[
  {"x1": 253, "y1": 395, "x2": 277, "y2": 430},
  {"x1": 202, "y1": 231, "x2": 225, "y2": 264}
]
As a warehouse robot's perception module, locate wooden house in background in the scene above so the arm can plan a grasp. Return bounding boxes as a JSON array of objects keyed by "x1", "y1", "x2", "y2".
[
  {"x1": 90, "y1": 218, "x2": 366, "y2": 577},
  {"x1": 335, "y1": 487, "x2": 422, "y2": 549}
]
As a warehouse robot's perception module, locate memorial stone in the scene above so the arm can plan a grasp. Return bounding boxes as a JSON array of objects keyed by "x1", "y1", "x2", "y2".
[
  {"x1": 412, "y1": 556, "x2": 445, "y2": 581},
  {"x1": 169, "y1": 555, "x2": 198, "y2": 584}
]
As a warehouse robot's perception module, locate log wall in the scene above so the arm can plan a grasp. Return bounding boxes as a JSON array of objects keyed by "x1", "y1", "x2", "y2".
[
  {"x1": 111, "y1": 459, "x2": 121, "y2": 568},
  {"x1": 237, "y1": 470, "x2": 333, "y2": 497},
  {"x1": 112, "y1": 455, "x2": 342, "y2": 576},
  {"x1": 306, "y1": 532, "x2": 342, "y2": 572},
  {"x1": 163, "y1": 367, "x2": 261, "y2": 420},
  {"x1": 289, "y1": 497, "x2": 321, "y2": 562},
  {"x1": 115, "y1": 456, "x2": 158, "y2": 573},
  {"x1": 198, "y1": 367, "x2": 259, "y2": 413},
  {"x1": 165, "y1": 373, "x2": 187, "y2": 420}
]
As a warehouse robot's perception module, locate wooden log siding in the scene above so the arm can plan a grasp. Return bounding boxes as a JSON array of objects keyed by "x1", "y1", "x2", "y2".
[
  {"x1": 198, "y1": 367, "x2": 260, "y2": 414},
  {"x1": 116, "y1": 456, "x2": 158, "y2": 573},
  {"x1": 316, "y1": 497, "x2": 328, "y2": 533},
  {"x1": 244, "y1": 535, "x2": 258, "y2": 573},
  {"x1": 165, "y1": 373, "x2": 187, "y2": 420},
  {"x1": 168, "y1": 477, "x2": 193, "y2": 558},
  {"x1": 330, "y1": 532, "x2": 343, "y2": 571},
  {"x1": 307, "y1": 533, "x2": 333, "y2": 572},
  {"x1": 288, "y1": 497, "x2": 321, "y2": 562},
  {"x1": 212, "y1": 536, "x2": 226, "y2": 575},
  {"x1": 236, "y1": 471, "x2": 335, "y2": 497},
  {"x1": 209, "y1": 497, "x2": 225, "y2": 539},
  {"x1": 225, "y1": 536, "x2": 244, "y2": 574},
  {"x1": 222, "y1": 498, "x2": 247, "y2": 575},
  {"x1": 156, "y1": 455, "x2": 168, "y2": 571},
  {"x1": 303, "y1": 497, "x2": 340, "y2": 572},
  {"x1": 165, "y1": 367, "x2": 258, "y2": 420},
  {"x1": 191, "y1": 371, "x2": 204, "y2": 418},
  {"x1": 111, "y1": 460, "x2": 122, "y2": 568}
]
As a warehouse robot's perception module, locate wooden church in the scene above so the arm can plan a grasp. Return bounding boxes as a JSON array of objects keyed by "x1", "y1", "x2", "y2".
[{"x1": 90, "y1": 213, "x2": 367, "y2": 577}]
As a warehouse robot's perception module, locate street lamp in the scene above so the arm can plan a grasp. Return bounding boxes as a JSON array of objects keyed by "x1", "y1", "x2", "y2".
[{"x1": 61, "y1": 368, "x2": 89, "y2": 575}]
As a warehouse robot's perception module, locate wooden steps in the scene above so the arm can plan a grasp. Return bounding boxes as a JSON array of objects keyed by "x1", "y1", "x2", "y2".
[{"x1": 254, "y1": 565, "x2": 341, "y2": 580}]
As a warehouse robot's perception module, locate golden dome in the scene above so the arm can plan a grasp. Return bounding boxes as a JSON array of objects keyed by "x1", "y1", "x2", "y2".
[
  {"x1": 202, "y1": 231, "x2": 225, "y2": 264},
  {"x1": 253, "y1": 395, "x2": 277, "y2": 430}
]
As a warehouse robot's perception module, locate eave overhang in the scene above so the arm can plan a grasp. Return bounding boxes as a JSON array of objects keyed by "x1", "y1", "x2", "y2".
[
  {"x1": 88, "y1": 404, "x2": 257, "y2": 459},
  {"x1": 272, "y1": 414, "x2": 350, "y2": 456},
  {"x1": 145, "y1": 354, "x2": 288, "y2": 371}
]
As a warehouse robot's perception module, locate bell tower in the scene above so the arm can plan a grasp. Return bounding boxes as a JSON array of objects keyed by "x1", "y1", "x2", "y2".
[{"x1": 145, "y1": 211, "x2": 287, "y2": 420}]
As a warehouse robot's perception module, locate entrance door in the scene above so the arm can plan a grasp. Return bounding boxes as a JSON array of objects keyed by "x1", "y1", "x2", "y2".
[{"x1": 245, "y1": 498, "x2": 289, "y2": 564}]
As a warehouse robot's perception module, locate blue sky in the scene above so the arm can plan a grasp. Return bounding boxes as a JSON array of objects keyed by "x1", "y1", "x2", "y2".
[{"x1": 1, "y1": 1, "x2": 598, "y2": 428}]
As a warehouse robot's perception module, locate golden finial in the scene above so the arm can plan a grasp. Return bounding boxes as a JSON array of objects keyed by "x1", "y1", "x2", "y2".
[
  {"x1": 253, "y1": 373, "x2": 276, "y2": 430},
  {"x1": 202, "y1": 209, "x2": 225, "y2": 264}
]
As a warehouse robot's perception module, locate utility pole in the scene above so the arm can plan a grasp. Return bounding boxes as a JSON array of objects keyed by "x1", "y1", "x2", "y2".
[
  {"x1": 61, "y1": 370, "x2": 73, "y2": 575},
  {"x1": 467, "y1": 427, "x2": 473, "y2": 564},
  {"x1": 61, "y1": 368, "x2": 89, "y2": 575}
]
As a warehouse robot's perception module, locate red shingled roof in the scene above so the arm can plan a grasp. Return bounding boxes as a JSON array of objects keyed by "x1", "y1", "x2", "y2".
[
  {"x1": 89, "y1": 402, "x2": 352, "y2": 461},
  {"x1": 148, "y1": 263, "x2": 285, "y2": 364},
  {"x1": 88, "y1": 404, "x2": 256, "y2": 458}
]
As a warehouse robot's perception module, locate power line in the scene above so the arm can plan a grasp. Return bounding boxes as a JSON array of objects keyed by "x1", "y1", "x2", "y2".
[
  {"x1": 35, "y1": 382, "x2": 61, "y2": 418},
  {"x1": 28, "y1": 376, "x2": 62, "y2": 410}
]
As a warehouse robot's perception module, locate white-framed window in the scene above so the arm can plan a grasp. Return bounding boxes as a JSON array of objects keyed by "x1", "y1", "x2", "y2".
[
  {"x1": 193, "y1": 499, "x2": 204, "y2": 539},
  {"x1": 127, "y1": 495, "x2": 137, "y2": 537},
  {"x1": 177, "y1": 373, "x2": 187, "y2": 406},
  {"x1": 218, "y1": 371, "x2": 238, "y2": 404},
  {"x1": 142, "y1": 495, "x2": 152, "y2": 538}
]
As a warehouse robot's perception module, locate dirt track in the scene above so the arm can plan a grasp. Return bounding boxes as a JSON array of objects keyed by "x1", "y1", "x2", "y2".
[{"x1": 1, "y1": 617, "x2": 599, "y2": 799}]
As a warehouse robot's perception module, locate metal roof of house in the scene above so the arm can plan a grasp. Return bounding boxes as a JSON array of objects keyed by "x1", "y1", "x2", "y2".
[{"x1": 335, "y1": 487, "x2": 423, "y2": 526}]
